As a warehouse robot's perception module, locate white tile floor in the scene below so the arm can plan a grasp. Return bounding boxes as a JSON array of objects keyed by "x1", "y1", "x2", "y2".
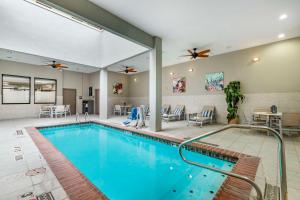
[{"x1": 0, "y1": 115, "x2": 299, "y2": 199}]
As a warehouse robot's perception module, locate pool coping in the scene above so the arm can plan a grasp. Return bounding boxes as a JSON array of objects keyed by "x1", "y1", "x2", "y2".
[{"x1": 26, "y1": 120, "x2": 260, "y2": 200}]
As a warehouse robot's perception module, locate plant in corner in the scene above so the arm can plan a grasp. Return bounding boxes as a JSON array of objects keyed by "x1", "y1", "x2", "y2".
[{"x1": 224, "y1": 81, "x2": 245, "y2": 124}]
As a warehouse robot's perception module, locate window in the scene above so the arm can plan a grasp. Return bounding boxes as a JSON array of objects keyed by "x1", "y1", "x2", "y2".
[
  {"x1": 34, "y1": 78, "x2": 57, "y2": 104},
  {"x1": 2, "y1": 74, "x2": 31, "y2": 104}
]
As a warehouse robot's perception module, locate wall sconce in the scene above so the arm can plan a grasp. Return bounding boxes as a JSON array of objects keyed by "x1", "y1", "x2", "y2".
[
  {"x1": 170, "y1": 72, "x2": 174, "y2": 76},
  {"x1": 188, "y1": 68, "x2": 194, "y2": 72},
  {"x1": 252, "y1": 57, "x2": 260, "y2": 62}
]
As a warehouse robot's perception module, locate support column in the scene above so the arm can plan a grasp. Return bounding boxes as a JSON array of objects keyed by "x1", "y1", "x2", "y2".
[
  {"x1": 149, "y1": 37, "x2": 162, "y2": 131},
  {"x1": 99, "y1": 69, "x2": 108, "y2": 119}
]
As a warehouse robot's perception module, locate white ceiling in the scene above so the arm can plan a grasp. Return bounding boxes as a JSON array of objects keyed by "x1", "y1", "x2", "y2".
[
  {"x1": 0, "y1": 0, "x2": 148, "y2": 72},
  {"x1": 0, "y1": 48, "x2": 99, "y2": 73},
  {"x1": 90, "y1": 0, "x2": 300, "y2": 67},
  {"x1": 107, "y1": 51, "x2": 150, "y2": 74}
]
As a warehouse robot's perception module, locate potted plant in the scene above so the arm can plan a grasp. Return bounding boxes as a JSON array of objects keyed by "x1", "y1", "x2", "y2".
[{"x1": 224, "y1": 81, "x2": 245, "y2": 124}]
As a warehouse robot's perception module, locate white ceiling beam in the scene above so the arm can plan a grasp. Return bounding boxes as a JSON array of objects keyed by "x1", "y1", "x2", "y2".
[{"x1": 38, "y1": 0, "x2": 154, "y2": 49}]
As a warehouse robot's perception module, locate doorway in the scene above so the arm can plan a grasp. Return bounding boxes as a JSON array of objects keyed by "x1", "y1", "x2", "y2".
[
  {"x1": 95, "y1": 89, "x2": 99, "y2": 114},
  {"x1": 63, "y1": 88, "x2": 76, "y2": 114}
]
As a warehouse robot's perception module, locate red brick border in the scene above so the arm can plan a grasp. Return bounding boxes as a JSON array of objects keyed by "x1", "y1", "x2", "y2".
[
  {"x1": 26, "y1": 121, "x2": 260, "y2": 200},
  {"x1": 25, "y1": 127, "x2": 108, "y2": 200}
]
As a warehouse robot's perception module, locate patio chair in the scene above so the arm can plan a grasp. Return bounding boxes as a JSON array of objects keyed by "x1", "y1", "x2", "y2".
[
  {"x1": 39, "y1": 105, "x2": 51, "y2": 118},
  {"x1": 53, "y1": 105, "x2": 66, "y2": 118},
  {"x1": 114, "y1": 105, "x2": 122, "y2": 115},
  {"x1": 162, "y1": 105, "x2": 185, "y2": 122},
  {"x1": 187, "y1": 106, "x2": 215, "y2": 127},
  {"x1": 65, "y1": 105, "x2": 71, "y2": 116}
]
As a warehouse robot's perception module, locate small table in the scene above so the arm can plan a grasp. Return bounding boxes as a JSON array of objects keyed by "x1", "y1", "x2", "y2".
[
  {"x1": 253, "y1": 111, "x2": 282, "y2": 127},
  {"x1": 120, "y1": 105, "x2": 132, "y2": 115}
]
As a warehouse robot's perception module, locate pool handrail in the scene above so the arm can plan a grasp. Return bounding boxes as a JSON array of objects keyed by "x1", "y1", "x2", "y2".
[{"x1": 178, "y1": 124, "x2": 287, "y2": 200}]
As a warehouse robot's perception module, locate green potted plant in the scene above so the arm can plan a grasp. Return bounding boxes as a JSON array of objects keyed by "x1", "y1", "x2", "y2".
[{"x1": 224, "y1": 81, "x2": 245, "y2": 124}]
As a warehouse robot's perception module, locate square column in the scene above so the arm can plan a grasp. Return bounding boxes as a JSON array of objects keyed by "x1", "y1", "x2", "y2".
[
  {"x1": 99, "y1": 69, "x2": 108, "y2": 119},
  {"x1": 149, "y1": 37, "x2": 162, "y2": 131}
]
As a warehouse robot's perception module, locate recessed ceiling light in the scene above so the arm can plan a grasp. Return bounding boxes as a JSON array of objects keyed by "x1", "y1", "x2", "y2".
[
  {"x1": 188, "y1": 68, "x2": 193, "y2": 72},
  {"x1": 279, "y1": 14, "x2": 287, "y2": 20},
  {"x1": 134, "y1": 78, "x2": 137, "y2": 82},
  {"x1": 252, "y1": 57, "x2": 260, "y2": 62},
  {"x1": 170, "y1": 72, "x2": 174, "y2": 75},
  {"x1": 278, "y1": 33, "x2": 285, "y2": 39}
]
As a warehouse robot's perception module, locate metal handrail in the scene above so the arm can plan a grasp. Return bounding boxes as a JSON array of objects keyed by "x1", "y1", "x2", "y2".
[
  {"x1": 178, "y1": 124, "x2": 287, "y2": 200},
  {"x1": 75, "y1": 113, "x2": 80, "y2": 122},
  {"x1": 84, "y1": 112, "x2": 89, "y2": 121}
]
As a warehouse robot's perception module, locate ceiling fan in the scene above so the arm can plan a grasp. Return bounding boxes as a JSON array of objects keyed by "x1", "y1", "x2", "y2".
[
  {"x1": 181, "y1": 48, "x2": 210, "y2": 59},
  {"x1": 45, "y1": 61, "x2": 68, "y2": 70},
  {"x1": 118, "y1": 66, "x2": 137, "y2": 74}
]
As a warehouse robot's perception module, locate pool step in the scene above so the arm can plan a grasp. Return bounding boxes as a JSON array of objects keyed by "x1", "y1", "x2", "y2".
[{"x1": 264, "y1": 183, "x2": 280, "y2": 200}]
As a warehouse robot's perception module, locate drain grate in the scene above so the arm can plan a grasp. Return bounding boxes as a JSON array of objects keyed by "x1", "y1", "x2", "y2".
[
  {"x1": 16, "y1": 130, "x2": 24, "y2": 136},
  {"x1": 37, "y1": 192, "x2": 55, "y2": 200},
  {"x1": 14, "y1": 146, "x2": 22, "y2": 152},
  {"x1": 25, "y1": 167, "x2": 46, "y2": 176},
  {"x1": 15, "y1": 154, "x2": 24, "y2": 161}
]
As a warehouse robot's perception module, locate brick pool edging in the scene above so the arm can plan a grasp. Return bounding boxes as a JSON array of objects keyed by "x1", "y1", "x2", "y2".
[{"x1": 26, "y1": 121, "x2": 260, "y2": 200}]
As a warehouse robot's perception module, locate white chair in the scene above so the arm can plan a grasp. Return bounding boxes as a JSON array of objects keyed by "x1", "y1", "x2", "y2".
[
  {"x1": 114, "y1": 105, "x2": 122, "y2": 115},
  {"x1": 65, "y1": 105, "x2": 71, "y2": 116},
  {"x1": 39, "y1": 105, "x2": 51, "y2": 118},
  {"x1": 53, "y1": 105, "x2": 66, "y2": 118}
]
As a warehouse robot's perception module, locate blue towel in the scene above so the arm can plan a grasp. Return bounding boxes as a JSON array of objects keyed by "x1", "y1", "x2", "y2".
[{"x1": 128, "y1": 107, "x2": 138, "y2": 120}]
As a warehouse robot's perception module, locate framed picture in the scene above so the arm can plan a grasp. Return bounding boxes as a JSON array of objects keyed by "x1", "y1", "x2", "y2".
[
  {"x1": 205, "y1": 72, "x2": 224, "y2": 92},
  {"x1": 113, "y1": 82, "x2": 123, "y2": 94},
  {"x1": 2, "y1": 74, "x2": 31, "y2": 104},
  {"x1": 172, "y1": 77, "x2": 186, "y2": 93},
  {"x1": 34, "y1": 78, "x2": 57, "y2": 104}
]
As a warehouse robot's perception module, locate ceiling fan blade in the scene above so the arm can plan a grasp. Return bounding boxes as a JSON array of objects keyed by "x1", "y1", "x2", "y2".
[
  {"x1": 198, "y1": 54, "x2": 209, "y2": 57},
  {"x1": 198, "y1": 49, "x2": 210, "y2": 55},
  {"x1": 187, "y1": 49, "x2": 193, "y2": 54},
  {"x1": 60, "y1": 66, "x2": 68, "y2": 68},
  {"x1": 179, "y1": 55, "x2": 192, "y2": 57}
]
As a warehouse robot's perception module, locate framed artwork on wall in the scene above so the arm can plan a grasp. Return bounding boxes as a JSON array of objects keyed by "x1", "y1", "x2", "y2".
[
  {"x1": 205, "y1": 72, "x2": 224, "y2": 92},
  {"x1": 172, "y1": 77, "x2": 186, "y2": 93},
  {"x1": 1, "y1": 74, "x2": 31, "y2": 104},
  {"x1": 113, "y1": 82, "x2": 123, "y2": 94}
]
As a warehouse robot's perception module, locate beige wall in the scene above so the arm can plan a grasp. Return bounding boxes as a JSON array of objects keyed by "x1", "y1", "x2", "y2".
[
  {"x1": 0, "y1": 60, "x2": 88, "y2": 119},
  {"x1": 128, "y1": 37, "x2": 300, "y2": 123}
]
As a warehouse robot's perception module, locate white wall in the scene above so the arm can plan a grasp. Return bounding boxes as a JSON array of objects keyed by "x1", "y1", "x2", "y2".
[
  {"x1": 0, "y1": 60, "x2": 88, "y2": 120},
  {"x1": 128, "y1": 37, "x2": 300, "y2": 123}
]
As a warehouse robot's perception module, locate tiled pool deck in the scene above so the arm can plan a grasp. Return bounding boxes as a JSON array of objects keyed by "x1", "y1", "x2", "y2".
[{"x1": 0, "y1": 115, "x2": 299, "y2": 199}]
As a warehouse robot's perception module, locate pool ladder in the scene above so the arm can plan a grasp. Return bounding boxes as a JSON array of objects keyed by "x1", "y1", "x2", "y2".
[
  {"x1": 75, "y1": 112, "x2": 89, "y2": 123},
  {"x1": 178, "y1": 124, "x2": 287, "y2": 200}
]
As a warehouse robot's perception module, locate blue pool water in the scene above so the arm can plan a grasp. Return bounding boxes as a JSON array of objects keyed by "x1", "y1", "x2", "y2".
[{"x1": 39, "y1": 123, "x2": 234, "y2": 200}]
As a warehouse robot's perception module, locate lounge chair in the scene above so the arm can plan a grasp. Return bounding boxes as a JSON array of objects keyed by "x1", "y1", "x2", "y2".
[
  {"x1": 161, "y1": 104, "x2": 171, "y2": 116},
  {"x1": 145, "y1": 104, "x2": 170, "y2": 119},
  {"x1": 187, "y1": 106, "x2": 215, "y2": 127},
  {"x1": 162, "y1": 105, "x2": 185, "y2": 122},
  {"x1": 122, "y1": 107, "x2": 138, "y2": 126}
]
